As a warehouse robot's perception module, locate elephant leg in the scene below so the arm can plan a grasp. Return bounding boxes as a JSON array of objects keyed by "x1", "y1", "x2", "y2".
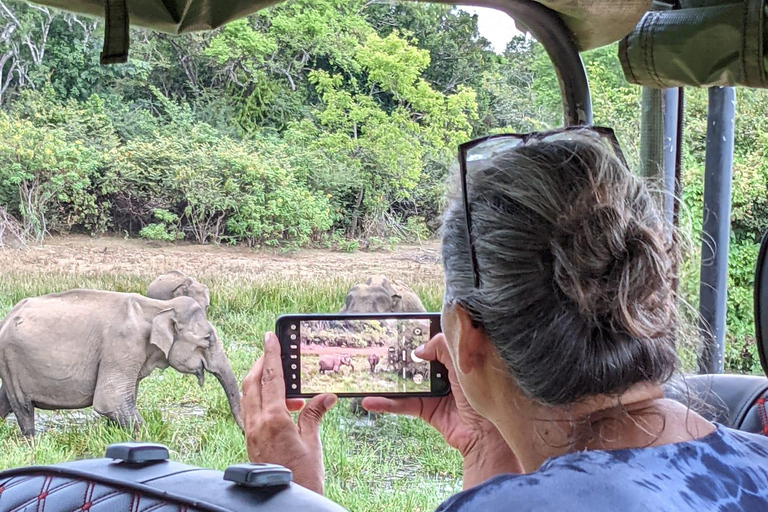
[
  {"x1": 1, "y1": 383, "x2": 35, "y2": 436},
  {"x1": 13, "y1": 400, "x2": 35, "y2": 437},
  {"x1": 93, "y1": 371, "x2": 143, "y2": 431},
  {"x1": 0, "y1": 386, "x2": 11, "y2": 419}
]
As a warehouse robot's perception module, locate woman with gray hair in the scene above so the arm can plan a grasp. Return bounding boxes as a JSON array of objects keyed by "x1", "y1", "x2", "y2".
[{"x1": 241, "y1": 127, "x2": 768, "y2": 510}]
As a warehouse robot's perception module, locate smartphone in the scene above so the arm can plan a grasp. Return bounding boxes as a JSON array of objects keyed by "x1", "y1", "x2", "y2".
[{"x1": 276, "y1": 313, "x2": 450, "y2": 398}]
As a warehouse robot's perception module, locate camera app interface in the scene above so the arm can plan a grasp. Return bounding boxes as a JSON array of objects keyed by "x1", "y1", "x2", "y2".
[{"x1": 299, "y1": 318, "x2": 431, "y2": 394}]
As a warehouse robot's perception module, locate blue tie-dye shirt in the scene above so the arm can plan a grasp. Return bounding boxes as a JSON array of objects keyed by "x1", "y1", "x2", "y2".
[{"x1": 437, "y1": 425, "x2": 768, "y2": 511}]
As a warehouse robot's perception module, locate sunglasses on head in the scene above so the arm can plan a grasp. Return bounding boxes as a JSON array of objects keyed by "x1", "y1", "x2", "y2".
[{"x1": 458, "y1": 126, "x2": 627, "y2": 289}]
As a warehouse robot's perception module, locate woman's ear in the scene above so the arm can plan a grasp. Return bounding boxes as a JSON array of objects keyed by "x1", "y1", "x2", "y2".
[{"x1": 454, "y1": 305, "x2": 491, "y2": 375}]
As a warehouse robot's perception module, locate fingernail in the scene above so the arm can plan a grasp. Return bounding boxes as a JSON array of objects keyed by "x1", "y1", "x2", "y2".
[
  {"x1": 324, "y1": 395, "x2": 337, "y2": 408},
  {"x1": 414, "y1": 344, "x2": 426, "y2": 356}
]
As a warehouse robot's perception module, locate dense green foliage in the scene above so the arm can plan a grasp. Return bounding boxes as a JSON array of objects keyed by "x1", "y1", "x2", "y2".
[{"x1": 1, "y1": 0, "x2": 768, "y2": 372}]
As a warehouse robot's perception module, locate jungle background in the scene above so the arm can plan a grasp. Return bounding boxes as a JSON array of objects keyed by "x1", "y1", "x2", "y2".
[{"x1": 0, "y1": 0, "x2": 765, "y2": 373}]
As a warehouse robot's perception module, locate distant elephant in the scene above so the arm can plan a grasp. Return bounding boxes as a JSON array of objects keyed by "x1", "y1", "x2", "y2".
[
  {"x1": 0, "y1": 290, "x2": 242, "y2": 436},
  {"x1": 318, "y1": 354, "x2": 354, "y2": 374},
  {"x1": 368, "y1": 353, "x2": 380, "y2": 374},
  {"x1": 148, "y1": 271, "x2": 210, "y2": 314},
  {"x1": 341, "y1": 275, "x2": 426, "y2": 313},
  {"x1": 343, "y1": 275, "x2": 425, "y2": 416}
]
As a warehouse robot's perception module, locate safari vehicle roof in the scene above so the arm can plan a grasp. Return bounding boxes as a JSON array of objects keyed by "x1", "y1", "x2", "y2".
[
  {"x1": 28, "y1": 0, "x2": 768, "y2": 90},
  {"x1": 29, "y1": 0, "x2": 651, "y2": 49}
]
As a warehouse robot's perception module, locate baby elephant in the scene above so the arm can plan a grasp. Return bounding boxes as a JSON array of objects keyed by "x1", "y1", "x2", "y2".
[
  {"x1": 318, "y1": 354, "x2": 354, "y2": 374},
  {"x1": 341, "y1": 275, "x2": 426, "y2": 313},
  {"x1": 0, "y1": 289, "x2": 243, "y2": 436},
  {"x1": 368, "y1": 353, "x2": 380, "y2": 374},
  {"x1": 148, "y1": 271, "x2": 210, "y2": 314}
]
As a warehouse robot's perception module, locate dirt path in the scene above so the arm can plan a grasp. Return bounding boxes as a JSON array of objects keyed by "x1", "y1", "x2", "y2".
[
  {"x1": 302, "y1": 346, "x2": 389, "y2": 356},
  {"x1": 0, "y1": 235, "x2": 444, "y2": 283}
]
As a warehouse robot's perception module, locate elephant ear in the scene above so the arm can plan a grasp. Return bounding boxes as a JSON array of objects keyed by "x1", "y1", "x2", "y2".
[
  {"x1": 391, "y1": 293, "x2": 403, "y2": 311},
  {"x1": 171, "y1": 279, "x2": 192, "y2": 298},
  {"x1": 150, "y1": 308, "x2": 176, "y2": 358}
]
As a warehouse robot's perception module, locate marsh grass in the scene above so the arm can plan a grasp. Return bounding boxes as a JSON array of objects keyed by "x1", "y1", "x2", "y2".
[{"x1": 0, "y1": 271, "x2": 460, "y2": 512}]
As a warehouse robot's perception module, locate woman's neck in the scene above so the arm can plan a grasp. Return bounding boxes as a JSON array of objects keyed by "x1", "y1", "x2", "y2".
[{"x1": 489, "y1": 383, "x2": 715, "y2": 473}]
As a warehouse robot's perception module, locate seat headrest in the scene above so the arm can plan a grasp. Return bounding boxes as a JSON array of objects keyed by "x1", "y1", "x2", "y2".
[{"x1": 753, "y1": 230, "x2": 768, "y2": 377}]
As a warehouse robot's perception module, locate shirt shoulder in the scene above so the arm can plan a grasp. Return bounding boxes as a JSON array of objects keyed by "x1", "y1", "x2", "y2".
[{"x1": 436, "y1": 426, "x2": 768, "y2": 512}]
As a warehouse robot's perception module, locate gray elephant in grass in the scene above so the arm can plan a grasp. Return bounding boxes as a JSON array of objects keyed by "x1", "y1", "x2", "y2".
[
  {"x1": 368, "y1": 353, "x2": 380, "y2": 374},
  {"x1": 318, "y1": 354, "x2": 354, "y2": 374},
  {"x1": 0, "y1": 290, "x2": 243, "y2": 436},
  {"x1": 341, "y1": 275, "x2": 426, "y2": 313},
  {"x1": 148, "y1": 271, "x2": 210, "y2": 313}
]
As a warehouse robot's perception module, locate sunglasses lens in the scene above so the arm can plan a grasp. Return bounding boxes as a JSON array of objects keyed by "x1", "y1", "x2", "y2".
[
  {"x1": 466, "y1": 129, "x2": 620, "y2": 164},
  {"x1": 466, "y1": 137, "x2": 524, "y2": 165}
]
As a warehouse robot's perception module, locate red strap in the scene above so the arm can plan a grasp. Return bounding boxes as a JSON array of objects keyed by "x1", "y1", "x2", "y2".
[{"x1": 756, "y1": 397, "x2": 768, "y2": 435}]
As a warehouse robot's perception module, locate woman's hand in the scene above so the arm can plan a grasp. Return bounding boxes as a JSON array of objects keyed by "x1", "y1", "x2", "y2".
[
  {"x1": 362, "y1": 334, "x2": 522, "y2": 488},
  {"x1": 241, "y1": 332, "x2": 337, "y2": 495}
]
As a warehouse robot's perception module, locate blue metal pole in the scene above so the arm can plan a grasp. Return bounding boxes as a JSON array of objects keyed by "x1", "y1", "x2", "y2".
[
  {"x1": 697, "y1": 86, "x2": 736, "y2": 374},
  {"x1": 662, "y1": 88, "x2": 680, "y2": 224}
]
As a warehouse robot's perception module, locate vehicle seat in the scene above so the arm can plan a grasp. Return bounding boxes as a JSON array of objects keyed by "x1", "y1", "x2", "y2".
[
  {"x1": 665, "y1": 374, "x2": 768, "y2": 434},
  {"x1": 664, "y1": 229, "x2": 768, "y2": 436},
  {"x1": 0, "y1": 444, "x2": 344, "y2": 512}
]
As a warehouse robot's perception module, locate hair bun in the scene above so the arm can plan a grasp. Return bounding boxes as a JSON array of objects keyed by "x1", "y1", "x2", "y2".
[{"x1": 550, "y1": 187, "x2": 671, "y2": 339}]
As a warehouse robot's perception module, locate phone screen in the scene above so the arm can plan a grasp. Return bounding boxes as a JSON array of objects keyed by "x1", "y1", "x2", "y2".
[{"x1": 277, "y1": 314, "x2": 449, "y2": 398}]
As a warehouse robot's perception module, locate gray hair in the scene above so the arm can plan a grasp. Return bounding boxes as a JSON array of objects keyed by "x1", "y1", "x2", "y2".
[{"x1": 441, "y1": 133, "x2": 678, "y2": 406}]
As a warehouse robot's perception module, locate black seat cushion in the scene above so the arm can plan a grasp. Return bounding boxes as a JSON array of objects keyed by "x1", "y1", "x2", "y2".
[
  {"x1": 0, "y1": 473, "x2": 208, "y2": 512},
  {"x1": 665, "y1": 374, "x2": 768, "y2": 435},
  {"x1": 0, "y1": 459, "x2": 345, "y2": 512}
]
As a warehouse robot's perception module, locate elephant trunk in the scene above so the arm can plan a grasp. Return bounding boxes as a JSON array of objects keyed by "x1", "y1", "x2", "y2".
[{"x1": 207, "y1": 341, "x2": 244, "y2": 432}]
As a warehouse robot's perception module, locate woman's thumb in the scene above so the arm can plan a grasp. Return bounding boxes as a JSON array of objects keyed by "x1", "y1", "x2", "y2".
[{"x1": 298, "y1": 394, "x2": 337, "y2": 436}]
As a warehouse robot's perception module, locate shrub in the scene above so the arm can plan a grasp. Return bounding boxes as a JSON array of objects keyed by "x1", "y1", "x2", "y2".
[
  {"x1": 139, "y1": 210, "x2": 183, "y2": 241},
  {"x1": 0, "y1": 113, "x2": 108, "y2": 240}
]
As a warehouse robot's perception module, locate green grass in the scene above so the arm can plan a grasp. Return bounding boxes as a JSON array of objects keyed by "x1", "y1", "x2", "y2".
[{"x1": 0, "y1": 271, "x2": 459, "y2": 511}]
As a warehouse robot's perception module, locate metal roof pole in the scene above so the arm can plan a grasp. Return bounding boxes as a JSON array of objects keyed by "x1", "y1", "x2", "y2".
[
  {"x1": 640, "y1": 88, "x2": 664, "y2": 181},
  {"x1": 697, "y1": 86, "x2": 736, "y2": 374},
  {"x1": 662, "y1": 88, "x2": 682, "y2": 225},
  {"x1": 640, "y1": 87, "x2": 681, "y2": 223},
  {"x1": 429, "y1": 0, "x2": 592, "y2": 126}
]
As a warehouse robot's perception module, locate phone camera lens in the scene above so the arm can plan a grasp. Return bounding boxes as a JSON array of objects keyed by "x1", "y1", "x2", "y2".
[
  {"x1": 291, "y1": 364, "x2": 297, "y2": 370},
  {"x1": 291, "y1": 324, "x2": 297, "y2": 330},
  {"x1": 290, "y1": 334, "x2": 297, "y2": 340},
  {"x1": 291, "y1": 384, "x2": 297, "y2": 390}
]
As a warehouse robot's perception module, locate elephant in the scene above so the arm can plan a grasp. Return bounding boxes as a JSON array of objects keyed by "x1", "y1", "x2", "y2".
[
  {"x1": 0, "y1": 289, "x2": 243, "y2": 436},
  {"x1": 341, "y1": 275, "x2": 426, "y2": 313},
  {"x1": 343, "y1": 275, "x2": 426, "y2": 415},
  {"x1": 367, "y1": 353, "x2": 380, "y2": 374},
  {"x1": 318, "y1": 354, "x2": 354, "y2": 374},
  {"x1": 148, "y1": 271, "x2": 210, "y2": 314}
]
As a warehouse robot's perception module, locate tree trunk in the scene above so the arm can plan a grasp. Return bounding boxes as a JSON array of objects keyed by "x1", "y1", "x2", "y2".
[{"x1": 349, "y1": 185, "x2": 364, "y2": 239}]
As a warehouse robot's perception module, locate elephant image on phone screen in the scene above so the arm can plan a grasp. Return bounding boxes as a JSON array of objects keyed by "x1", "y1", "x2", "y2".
[
  {"x1": 368, "y1": 353, "x2": 380, "y2": 374},
  {"x1": 299, "y1": 318, "x2": 430, "y2": 395},
  {"x1": 318, "y1": 354, "x2": 354, "y2": 374}
]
